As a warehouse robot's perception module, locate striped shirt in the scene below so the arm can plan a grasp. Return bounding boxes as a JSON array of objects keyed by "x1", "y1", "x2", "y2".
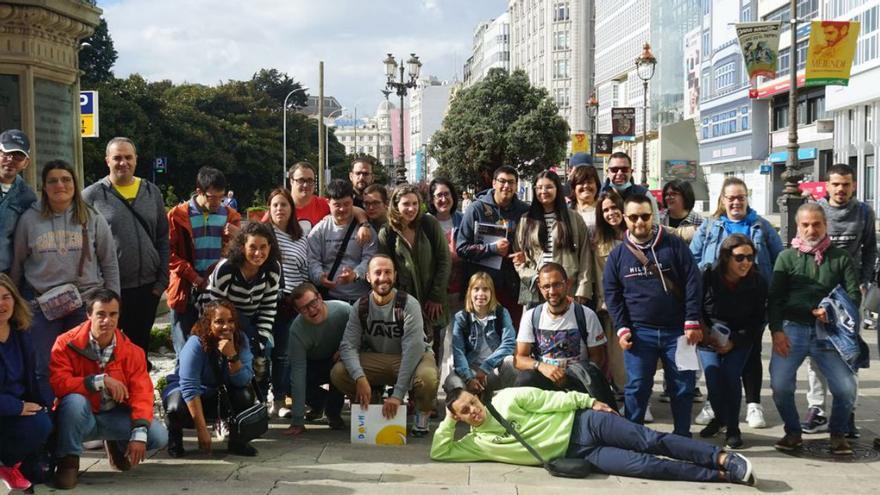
[
  {"x1": 274, "y1": 226, "x2": 309, "y2": 294},
  {"x1": 188, "y1": 199, "x2": 230, "y2": 275},
  {"x1": 541, "y1": 213, "x2": 557, "y2": 266},
  {"x1": 205, "y1": 259, "x2": 281, "y2": 347}
]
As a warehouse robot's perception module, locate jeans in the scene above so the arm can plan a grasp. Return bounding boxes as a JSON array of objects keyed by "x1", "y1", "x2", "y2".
[
  {"x1": 171, "y1": 303, "x2": 199, "y2": 355},
  {"x1": 806, "y1": 358, "x2": 860, "y2": 413},
  {"x1": 270, "y1": 309, "x2": 295, "y2": 401},
  {"x1": 0, "y1": 411, "x2": 53, "y2": 465},
  {"x1": 31, "y1": 305, "x2": 88, "y2": 402},
  {"x1": 566, "y1": 409, "x2": 721, "y2": 482},
  {"x1": 623, "y1": 327, "x2": 695, "y2": 437},
  {"x1": 770, "y1": 321, "x2": 857, "y2": 435},
  {"x1": 119, "y1": 285, "x2": 161, "y2": 357},
  {"x1": 699, "y1": 343, "x2": 752, "y2": 435},
  {"x1": 55, "y1": 394, "x2": 168, "y2": 458}
]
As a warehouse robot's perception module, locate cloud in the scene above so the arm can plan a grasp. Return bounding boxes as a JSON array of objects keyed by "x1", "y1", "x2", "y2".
[{"x1": 100, "y1": 0, "x2": 506, "y2": 115}]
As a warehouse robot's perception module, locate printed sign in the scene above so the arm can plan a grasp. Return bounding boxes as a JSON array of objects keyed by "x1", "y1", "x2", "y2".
[
  {"x1": 736, "y1": 22, "x2": 782, "y2": 81},
  {"x1": 664, "y1": 160, "x2": 698, "y2": 181},
  {"x1": 611, "y1": 108, "x2": 635, "y2": 140},
  {"x1": 80, "y1": 91, "x2": 99, "y2": 138},
  {"x1": 806, "y1": 21, "x2": 860, "y2": 87},
  {"x1": 595, "y1": 133, "x2": 613, "y2": 155},
  {"x1": 350, "y1": 404, "x2": 407, "y2": 446},
  {"x1": 154, "y1": 157, "x2": 167, "y2": 174},
  {"x1": 571, "y1": 133, "x2": 588, "y2": 153}
]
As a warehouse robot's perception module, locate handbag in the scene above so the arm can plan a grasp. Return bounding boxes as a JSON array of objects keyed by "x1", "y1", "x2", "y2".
[
  {"x1": 212, "y1": 353, "x2": 269, "y2": 443},
  {"x1": 36, "y1": 224, "x2": 89, "y2": 320},
  {"x1": 485, "y1": 402, "x2": 592, "y2": 478}
]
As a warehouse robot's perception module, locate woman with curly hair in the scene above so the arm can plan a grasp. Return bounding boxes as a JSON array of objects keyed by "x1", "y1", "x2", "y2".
[{"x1": 162, "y1": 300, "x2": 260, "y2": 458}]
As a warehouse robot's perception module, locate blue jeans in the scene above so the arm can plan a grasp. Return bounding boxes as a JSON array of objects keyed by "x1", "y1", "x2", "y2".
[
  {"x1": 699, "y1": 343, "x2": 752, "y2": 435},
  {"x1": 31, "y1": 304, "x2": 88, "y2": 402},
  {"x1": 623, "y1": 327, "x2": 695, "y2": 436},
  {"x1": 171, "y1": 303, "x2": 199, "y2": 355},
  {"x1": 770, "y1": 321, "x2": 857, "y2": 435},
  {"x1": 566, "y1": 409, "x2": 721, "y2": 482},
  {"x1": 0, "y1": 411, "x2": 53, "y2": 465},
  {"x1": 271, "y1": 310, "x2": 295, "y2": 401},
  {"x1": 55, "y1": 394, "x2": 168, "y2": 458}
]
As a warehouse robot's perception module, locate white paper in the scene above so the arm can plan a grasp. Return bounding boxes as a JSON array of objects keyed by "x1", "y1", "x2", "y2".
[
  {"x1": 473, "y1": 221, "x2": 507, "y2": 270},
  {"x1": 350, "y1": 404, "x2": 407, "y2": 446},
  {"x1": 675, "y1": 335, "x2": 700, "y2": 371}
]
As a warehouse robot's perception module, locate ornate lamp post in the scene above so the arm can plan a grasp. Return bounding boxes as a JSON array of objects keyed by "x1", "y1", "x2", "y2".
[
  {"x1": 282, "y1": 86, "x2": 309, "y2": 186},
  {"x1": 635, "y1": 43, "x2": 657, "y2": 187},
  {"x1": 588, "y1": 91, "x2": 599, "y2": 159},
  {"x1": 383, "y1": 53, "x2": 422, "y2": 185}
]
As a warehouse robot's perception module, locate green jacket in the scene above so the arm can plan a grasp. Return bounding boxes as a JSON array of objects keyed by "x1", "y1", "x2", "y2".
[
  {"x1": 378, "y1": 214, "x2": 451, "y2": 327},
  {"x1": 430, "y1": 387, "x2": 594, "y2": 465},
  {"x1": 768, "y1": 246, "x2": 860, "y2": 332},
  {"x1": 514, "y1": 209, "x2": 594, "y2": 305}
]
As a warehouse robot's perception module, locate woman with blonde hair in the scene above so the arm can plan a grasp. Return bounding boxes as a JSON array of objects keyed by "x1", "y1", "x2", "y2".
[{"x1": 445, "y1": 272, "x2": 516, "y2": 397}]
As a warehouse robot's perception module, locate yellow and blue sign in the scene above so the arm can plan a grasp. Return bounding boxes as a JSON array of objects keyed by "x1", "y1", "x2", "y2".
[{"x1": 80, "y1": 91, "x2": 99, "y2": 138}]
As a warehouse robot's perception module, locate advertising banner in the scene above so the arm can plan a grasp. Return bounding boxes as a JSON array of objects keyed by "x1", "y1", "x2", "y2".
[
  {"x1": 806, "y1": 20, "x2": 860, "y2": 87},
  {"x1": 571, "y1": 133, "x2": 588, "y2": 153},
  {"x1": 611, "y1": 107, "x2": 635, "y2": 140},
  {"x1": 736, "y1": 22, "x2": 782, "y2": 81}
]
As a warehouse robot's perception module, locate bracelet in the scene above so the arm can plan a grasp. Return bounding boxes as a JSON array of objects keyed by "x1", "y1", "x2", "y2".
[
  {"x1": 532, "y1": 360, "x2": 541, "y2": 371},
  {"x1": 227, "y1": 353, "x2": 240, "y2": 363}
]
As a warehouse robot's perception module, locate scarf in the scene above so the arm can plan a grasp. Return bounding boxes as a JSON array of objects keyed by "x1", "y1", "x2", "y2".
[
  {"x1": 721, "y1": 208, "x2": 757, "y2": 235},
  {"x1": 791, "y1": 235, "x2": 832, "y2": 266}
]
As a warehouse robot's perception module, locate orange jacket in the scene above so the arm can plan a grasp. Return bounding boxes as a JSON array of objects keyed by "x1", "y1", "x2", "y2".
[
  {"x1": 50, "y1": 321, "x2": 155, "y2": 429},
  {"x1": 166, "y1": 201, "x2": 241, "y2": 312}
]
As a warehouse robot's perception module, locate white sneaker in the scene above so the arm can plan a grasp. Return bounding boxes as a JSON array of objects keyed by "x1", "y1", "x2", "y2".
[
  {"x1": 746, "y1": 402, "x2": 767, "y2": 429},
  {"x1": 83, "y1": 440, "x2": 104, "y2": 450},
  {"x1": 268, "y1": 400, "x2": 279, "y2": 417},
  {"x1": 277, "y1": 406, "x2": 292, "y2": 419},
  {"x1": 644, "y1": 404, "x2": 654, "y2": 423},
  {"x1": 694, "y1": 402, "x2": 715, "y2": 425}
]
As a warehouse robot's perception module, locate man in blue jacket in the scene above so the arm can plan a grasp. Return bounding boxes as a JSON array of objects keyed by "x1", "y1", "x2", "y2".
[
  {"x1": 0, "y1": 129, "x2": 37, "y2": 274},
  {"x1": 603, "y1": 194, "x2": 703, "y2": 437},
  {"x1": 456, "y1": 166, "x2": 529, "y2": 325}
]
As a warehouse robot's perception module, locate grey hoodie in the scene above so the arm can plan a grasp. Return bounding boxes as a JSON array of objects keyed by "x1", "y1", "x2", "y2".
[
  {"x1": 307, "y1": 214, "x2": 376, "y2": 302},
  {"x1": 82, "y1": 177, "x2": 169, "y2": 291},
  {"x1": 818, "y1": 198, "x2": 877, "y2": 285},
  {"x1": 338, "y1": 290, "x2": 429, "y2": 400},
  {"x1": 11, "y1": 201, "x2": 120, "y2": 297}
]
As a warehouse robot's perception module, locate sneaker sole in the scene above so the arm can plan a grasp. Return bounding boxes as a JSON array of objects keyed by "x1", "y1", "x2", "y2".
[
  {"x1": 774, "y1": 442, "x2": 803, "y2": 452},
  {"x1": 801, "y1": 425, "x2": 829, "y2": 434}
]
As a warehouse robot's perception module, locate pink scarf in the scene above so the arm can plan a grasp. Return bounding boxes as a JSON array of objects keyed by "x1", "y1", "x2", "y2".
[{"x1": 791, "y1": 235, "x2": 832, "y2": 266}]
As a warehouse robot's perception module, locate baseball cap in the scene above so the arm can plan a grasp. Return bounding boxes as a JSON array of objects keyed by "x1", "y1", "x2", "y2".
[
  {"x1": 0, "y1": 129, "x2": 30, "y2": 158},
  {"x1": 570, "y1": 152, "x2": 592, "y2": 168}
]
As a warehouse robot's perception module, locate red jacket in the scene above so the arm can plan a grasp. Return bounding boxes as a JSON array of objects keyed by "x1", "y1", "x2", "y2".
[
  {"x1": 49, "y1": 321, "x2": 155, "y2": 429},
  {"x1": 166, "y1": 201, "x2": 241, "y2": 312}
]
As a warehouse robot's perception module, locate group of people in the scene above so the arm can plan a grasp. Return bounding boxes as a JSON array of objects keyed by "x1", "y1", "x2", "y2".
[{"x1": 0, "y1": 125, "x2": 874, "y2": 490}]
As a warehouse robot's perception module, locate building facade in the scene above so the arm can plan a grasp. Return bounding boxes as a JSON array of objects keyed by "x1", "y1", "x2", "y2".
[
  {"x1": 409, "y1": 76, "x2": 453, "y2": 182},
  {"x1": 463, "y1": 13, "x2": 511, "y2": 87},
  {"x1": 332, "y1": 100, "x2": 395, "y2": 169}
]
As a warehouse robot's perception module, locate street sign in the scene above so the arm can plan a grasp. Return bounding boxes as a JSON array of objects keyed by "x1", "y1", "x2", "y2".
[
  {"x1": 80, "y1": 91, "x2": 99, "y2": 138},
  {"x1": 154, "y1": 157, "x2": 167, "y2": 173}
]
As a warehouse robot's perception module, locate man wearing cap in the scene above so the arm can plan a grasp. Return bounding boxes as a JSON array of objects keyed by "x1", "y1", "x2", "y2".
[
  {"x1": 601, "y1": 151, "x2": 659, "y2": 223},
  {"x1": 0, "y1": 129, "x2": 37, "y2": 274}
]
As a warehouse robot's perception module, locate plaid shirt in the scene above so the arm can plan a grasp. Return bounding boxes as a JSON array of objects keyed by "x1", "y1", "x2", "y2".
[{"x1": 88, "y1": 334, "x2": 117, "y2": 411}]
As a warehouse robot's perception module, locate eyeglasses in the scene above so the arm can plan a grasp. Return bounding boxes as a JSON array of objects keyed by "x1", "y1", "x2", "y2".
[
  {"x1": 353, "y1": 171, "x2": 372, "y2": 177},
  {"x1": 0, "y1": 151, "x2": 27, "y2": 163},
  {"x1": 732, "y1": 254, "x2": 755, "y2": 263},
  {"x1": 45, "y1": 176, "x2": 73, "y2": 186},
  {"x1": 296, "y1": 296, "x2": 322, "y2": 313},
  {"x1": 664, "y1": 191, "x2": 681, "y2": 198},
  {"x1": 433, "y1": 192, "x2": 451, "y2": 199},
  {"x1": 535, "y1": 185, "x2": 556, "y2": 192},
  {"x1": 292, "y1": 178, "x2": 315, "y2": 186},
  {"x1": 494, "y1": 178, "x2": 516, "y2": 186},
  {"x1": 608, "y1": 167, "x2": 630, "y2": 174},
  {"x1": 724, "y1": 195, "x2": 747, "y2": 203},
  {"x1": 363, "y1": 200, "x2": 383, "y2": 208},
  {"x1": 625, "y1": 213, "x2": 652, "y2": 223},
  {"x1": 539, "y1": 281, "x2": 566, "y2": 291}
]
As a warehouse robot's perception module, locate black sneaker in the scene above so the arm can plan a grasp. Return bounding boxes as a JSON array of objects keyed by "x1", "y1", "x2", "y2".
[
  {"x1": 327, "y1": 415, "x2": 346, "y2": 431},
  {"x1": 699, "y1": 418, "x2": 724, "y2": 438},
  {"x1": 845, "y1": 412, "x2": 860, "y2": 439},
  {"x1": 228, "y1": 440, "x2": 258, "y2": 457},
  {"x1": 800, "y1": 407, "x2": 829, "y2": 434},
  {"x1": 723, "y1": 452, "x2": 756, "y2": 486},
  {"x1": 692, "y1": 387, "x2": 705, "y2": 403},
  {"x1": 725, "y1": 433, "x2": 744, "y2": 450}
]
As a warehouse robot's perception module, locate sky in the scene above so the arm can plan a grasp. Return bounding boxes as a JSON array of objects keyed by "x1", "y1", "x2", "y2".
[{"x1": 98, "y1": 0, "x2": 508, "y2": 118}]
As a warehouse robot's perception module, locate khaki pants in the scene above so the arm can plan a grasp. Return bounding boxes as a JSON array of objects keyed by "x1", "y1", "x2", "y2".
[
  {"x1": 330, "y1": 352, "x2": 439, "y2": 412},
  {"x1": 601, "y1": 312, "x2": 627, "y2": 390}
]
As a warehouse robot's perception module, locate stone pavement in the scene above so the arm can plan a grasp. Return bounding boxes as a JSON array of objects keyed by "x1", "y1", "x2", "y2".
[{"x1": 26, "y1": 329, "x2": 880, "y2": 495}]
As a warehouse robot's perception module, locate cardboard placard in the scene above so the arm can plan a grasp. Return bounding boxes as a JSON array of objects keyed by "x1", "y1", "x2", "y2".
[{"x1": 350, "y1": 404, "x2": 407, "y2": 446}]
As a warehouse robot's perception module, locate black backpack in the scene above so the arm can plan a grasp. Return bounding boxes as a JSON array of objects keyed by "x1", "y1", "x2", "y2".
[{"x1": 531, "y1": 303, "x2": 618, "y2": 412}]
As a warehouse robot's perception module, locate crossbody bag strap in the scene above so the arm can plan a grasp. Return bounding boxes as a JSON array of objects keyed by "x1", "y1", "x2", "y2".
[
  {"x1": 328, "y1": 220, "x2": 358, "y2": 280},
  {"x1": 623, "y1": 241, "x2": 683, "y2": 300},
  {"x1": 103, "y1": 183, "x2": 156, "y2": 247},
  {"x1": 78, "y1": 224, "x2": 90, "y2": 277},
  {"x1": 485, "y1": 402, "x2": 547, "y2": 466}
]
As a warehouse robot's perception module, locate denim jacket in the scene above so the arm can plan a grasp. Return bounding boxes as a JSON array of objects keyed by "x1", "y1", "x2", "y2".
[
  {"x1": 817, "y1": 284, "x2": 870, "y2": 372},
  {"x1": 690, "y1": 209, "x2": 783, "y2": 281},
  {"x1": 450, "y1": 307, "x2": 516, "y2": 381},
  {"x1": 0, "y1": 176, "x2": 36, "y2": 272}
]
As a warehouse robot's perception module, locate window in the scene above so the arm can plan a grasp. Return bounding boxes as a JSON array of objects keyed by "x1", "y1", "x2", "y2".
[
  {"x1": 553, "y1": 59, "x2": 570, "y2": 79},
  {"x1": 714, "y1": 62, "x2": 736, "y2": 90},
  {"x1": 773, "y1": 104, "x2": 789, "y2": 131},
  {"x1": 741, "y1": 2, "x2": 752, "y2": 22},
  {"x1": 554, "y1": 87, "x2": 570, "y2": 108},
  {"x1": 702, "y1": 0, "x2": 710, "y2": 15},
  {"x1": 553, "y1": 2, "x2": 569, "y2": 21},
  {"x1": 867, "y1": 105, "x2": 874, "y2": 141},
  {"x1": 855, "y1": 6, "x2": 879, "y2": 66},
  {"x1": 553, "y1": 31, "x2": 570, "y2": 50},
  {"x1": 850, "y1": 108, "x2": 856, "y2": 140},
  {"x1": 866, "y1": 154, "x2": 876, "y2": 203},
  {"x1": 702, "y1": 31, "x2": 710, "y2": 57},
  {"x1": 742, "y1": 116, "x2": 750, "y2": 130}
]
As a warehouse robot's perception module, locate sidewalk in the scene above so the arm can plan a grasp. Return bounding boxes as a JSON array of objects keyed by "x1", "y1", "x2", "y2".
[{"x1": 60, "y1": 329, "x2": 880, "y2": 495}]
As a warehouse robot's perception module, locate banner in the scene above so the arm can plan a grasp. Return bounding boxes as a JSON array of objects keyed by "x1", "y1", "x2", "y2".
[
  {"x1": 571, "y1": 133, "x2": 588, "y2": 153},
  {"x1": 80, "y1": 91, "x2": 99, "y2": 138},
  {"x1": 664, "y1": 160, "x2": 698, "y2": 181},
  {"x1": 736, "y1": 22, "x2": 782, "y2": 81},
  {"x1": 806, "y1": 20, "x2": 860, "y2": 87},
  {"x1": 611, "y1": 107, "x2": 635, "y2": 140},
  {"x1": 595, "y1": 134, "x2": 613, "y2": 155}
]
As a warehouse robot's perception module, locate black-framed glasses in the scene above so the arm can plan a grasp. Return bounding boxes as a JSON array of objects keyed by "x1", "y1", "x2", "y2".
[
  {"x1": 296, "y1": 296, "x2": 322, "y2": 313},
  {"x1": 433, "y1": 191, "x2": 452, "y2": 199},
  {"x1": 625, "y1": 213, "x2": 652, "y2": 223},
  {"x1": 732, "y1": 254, "x2": 755, "y2": 263},
  {"x1": 724, "y1": 195, "x2": 747, "y2": 203},
  {"x1": 292, "y1": 178, "x2": 315, "y2": 186},
  {"x1": 494, "y1": 178, "x2": 516, "y2": 186},
  {"x1": 608, "y1": 167, "x2": 630, "y2": 174},
  {"x1": 363, "y1": 200, "x2": 383, "y2": 208}
]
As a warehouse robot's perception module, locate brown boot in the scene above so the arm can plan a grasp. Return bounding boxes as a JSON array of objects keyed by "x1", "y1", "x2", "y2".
[
  {"x1": 54, "y1": 455, "x2": 80, "y2": 490},
  {"x1": 104, "y1": 440, "x2": 132, "y2": 471}
]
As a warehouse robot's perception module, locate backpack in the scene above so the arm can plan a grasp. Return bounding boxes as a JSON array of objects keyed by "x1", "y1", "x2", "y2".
[
  {"x1": 357, "y1": 290, "x2": 410, "y2": 350},
  {"x1": 462, "y1": 305, "x2": 507, "y2": 354},
  {"x1": 531, "y1": 303, "x2": 618, "y2": 411}
]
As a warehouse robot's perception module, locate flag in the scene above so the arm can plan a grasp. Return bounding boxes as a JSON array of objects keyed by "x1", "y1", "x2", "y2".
[
  {"x1": 571, "y1": 133, "x2": 588, "y2": 153},
  {"x1": 806, "y1": 20, "x2": 860, "y2": 87},
  {"x1": 736, "y1": 22, "x2": 783, "y2": 80}
]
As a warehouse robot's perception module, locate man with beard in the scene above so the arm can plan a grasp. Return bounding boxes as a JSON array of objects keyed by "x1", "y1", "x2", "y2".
[
  {"x1": 769, "y1": 203, "x2": 860, "y2": 456},
  {"x1": 0, "y1": 129, "x2": 36, "y2": 274},
  {"x1": 350, "y1": 158, "x2": 375, "y2": 208},
  {"x1": 330, "y1": 255, "x2": 440, "y2": 437}
]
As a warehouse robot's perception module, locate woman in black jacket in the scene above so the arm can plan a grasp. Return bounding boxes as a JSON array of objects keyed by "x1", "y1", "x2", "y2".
[{"x1": 698, "y1": 234, "x2": 767, "y2": 449}]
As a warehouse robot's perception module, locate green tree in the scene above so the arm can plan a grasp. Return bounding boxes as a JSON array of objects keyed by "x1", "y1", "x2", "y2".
[
  {"x1": 430, "y1": 68, "x2": 569, "y2": 190},
  {"x1": 79, "y1": 18, "x2": 118, "y2": 87},
  {"x1": 332, "y1": 152, "x2": 390, "y2": 185}
]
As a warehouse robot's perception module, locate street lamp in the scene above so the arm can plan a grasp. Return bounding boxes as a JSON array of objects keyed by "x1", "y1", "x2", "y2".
[
  {"x1": 383, "y1": 52, "x2": 421, "y2": 184},
  {"x1": 587, "y1": 91, "x2": 599, "y2": 160},
  {"x1": 283, "y1": 86, "x2": 310, "y2": 186},
  {"x1": 635, "y1": 42, "x2": 657, "y2": 187}
]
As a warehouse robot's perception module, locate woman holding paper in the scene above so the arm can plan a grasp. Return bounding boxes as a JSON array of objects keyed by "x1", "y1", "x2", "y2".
[{"x1": 698, "y1": 234, "x2": 767, "y2": 449}]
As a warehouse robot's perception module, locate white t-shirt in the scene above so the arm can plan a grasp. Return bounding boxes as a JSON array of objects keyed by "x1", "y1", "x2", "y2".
[{"x1": 516, "y1": 303, "x2": 605, "y2": 369}]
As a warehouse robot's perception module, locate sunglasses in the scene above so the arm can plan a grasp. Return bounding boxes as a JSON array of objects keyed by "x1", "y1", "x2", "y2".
[
  {"x1": 625, "y1": 213, "x2": 652, "y2": 223},
  {"x1": 609, "y1": 167, "x2": 630, "y2": 174},
  {"x1": 732, "y1": 254, "x2": 755, "y2": 263}
]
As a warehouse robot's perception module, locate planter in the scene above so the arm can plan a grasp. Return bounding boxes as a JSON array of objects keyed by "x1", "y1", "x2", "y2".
[{"x1": 246, "y1": 208, "x2": 267, "y2": 223}]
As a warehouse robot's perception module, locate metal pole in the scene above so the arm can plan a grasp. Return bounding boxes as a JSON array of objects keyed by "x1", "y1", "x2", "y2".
[
  {"x1": 353, "y1": 107, "x2": 358, "y2": 156},
  {"x1": 318, "y1": 61, "x2": 325, "y2": 195},
  {"x1": 282, "y1": 87, "x2": 308, "y2": 188},
  {"x1": 640, "y1": 80, "x2": 649, "y2": 186},
  {"x1": 777, "y1": 0, "x2": 804, "y2": 245},
  {"x1": 398, "y1": 63, "x2": 407, "y2": 185}
]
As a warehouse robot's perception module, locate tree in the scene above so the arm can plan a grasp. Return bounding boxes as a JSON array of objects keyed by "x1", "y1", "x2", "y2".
[
  {"x1": 430, "y1": 68, "x2": 569, "y2": 190},
  {"x1": 333, "y1": 153, "x2": 390, "y2": 186},
  {"x1": 79, "y1": 18, "x2": 118, "y2": 87}
]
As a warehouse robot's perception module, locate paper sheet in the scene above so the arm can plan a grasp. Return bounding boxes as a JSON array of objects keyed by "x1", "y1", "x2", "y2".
[
  {"x1": 473, "y1": 221, "x2": 506, "y2": 270},
  {"x1": 675, "y1": 335, "x2": 700, "y2": 371}
]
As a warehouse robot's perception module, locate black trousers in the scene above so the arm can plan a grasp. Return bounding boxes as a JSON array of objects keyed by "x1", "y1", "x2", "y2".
[
  {"x1": 513, "y1": 367, "x2": 589, "y2": 394},
  {"x1": 741, "y1": 335, "x2": 764, "y2": 404},
  {"x1": 163, "y1": 385, "x2": 255, "y2": 431},
  {"x1": 305, "y1": 358, "x2": 344, "y2": 418},
  {"x1": 119, "y1": 284, "x2": 161, "y2": 357}
]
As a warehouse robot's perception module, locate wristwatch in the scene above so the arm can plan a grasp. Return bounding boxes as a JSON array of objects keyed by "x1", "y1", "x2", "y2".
[{"x1": 532, "y1": 360, "x2": 541, "y2": 371}]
